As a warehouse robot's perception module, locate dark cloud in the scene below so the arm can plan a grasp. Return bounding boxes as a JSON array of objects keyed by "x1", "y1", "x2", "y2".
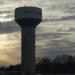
[
  {"x1": 36, "y1": 31, "x2": 75, "y2": 58},
  {"x1": 0, "y1": 11, "x2": 12, "y2": 14},
  {"x1": 43, "y1": 15, "x2": 75, "y2": 22},
  {"x1": 37, "y1": 43, "x2": 75, "y2": 58},
  {"x1": 37, "y1": 32, "x2": 70, "y2": 40},
  {"x1": 66, "y1": 27, "x2": 75, "y2": 32},
  {"x1": 46, "y1": 47, "x2": 75, "y2": 58},
  {"x1": 0, "y1": 21, "x2": 20, "y2": 34},
  {"x1": 60, "y1": 15, "x2": 75, "y2": 21},
  {"x1": 56, "y1": 27, "x2": 75, "y2": 32}
]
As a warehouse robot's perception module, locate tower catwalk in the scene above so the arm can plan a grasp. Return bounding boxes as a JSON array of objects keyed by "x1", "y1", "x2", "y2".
[{"x1": 15, "y1": 7, "x2": 42, "y2": 75}]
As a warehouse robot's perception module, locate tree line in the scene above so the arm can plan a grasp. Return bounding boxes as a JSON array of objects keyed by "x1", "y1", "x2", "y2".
[{"x1": 0, "y1": 54, "x2": 75, "y2": 75}]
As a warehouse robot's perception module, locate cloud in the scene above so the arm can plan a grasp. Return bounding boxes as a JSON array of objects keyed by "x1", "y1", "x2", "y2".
[
  {"x1": 0, "y1": 32, "x2": 21, "y2": 65},
  {"x1": 59, "y1": 15, "x2": 75, "y2": 21},
  {"x1": 43, "y1": 15, "x2": 75, "y2": 22},
  {"x1": 36, "y1": 38, "x2": 75, "y2": 58},
  {"x1": 0, "y1": 21, "x2": 20, "y2": 34},
  {"x1": 36, "y1": 27, "x2": 75, "y2": 58}
]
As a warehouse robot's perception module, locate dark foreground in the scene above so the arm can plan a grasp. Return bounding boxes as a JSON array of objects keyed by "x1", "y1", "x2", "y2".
[
  {"x1": 0, "y1": 72, "x2": 74, "y2": 75},
  {"x1": 36, "y1": 74, "x2": 75, "y2": 75},
  {"x1": 1, "y1": 55, "x2": 75, "y2": 75},
  {"x1": 0, "y1": 71, "x2": 21, "y2": 75}
]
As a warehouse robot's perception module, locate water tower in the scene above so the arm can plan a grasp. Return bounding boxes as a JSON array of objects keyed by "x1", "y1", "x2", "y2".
[{"x1": 15, "y1": 7, "x2": 42, "y2": 75}]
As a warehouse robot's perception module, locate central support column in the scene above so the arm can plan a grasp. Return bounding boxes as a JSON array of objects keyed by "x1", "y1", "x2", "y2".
[{"x1": 22, "y1": 27, "x2": 35, "y2": 75}]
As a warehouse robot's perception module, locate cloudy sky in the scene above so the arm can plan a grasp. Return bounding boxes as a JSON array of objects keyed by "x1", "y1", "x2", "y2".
[{"x1": 0, "y1": 0, "x2": 75, "y2": 66}]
